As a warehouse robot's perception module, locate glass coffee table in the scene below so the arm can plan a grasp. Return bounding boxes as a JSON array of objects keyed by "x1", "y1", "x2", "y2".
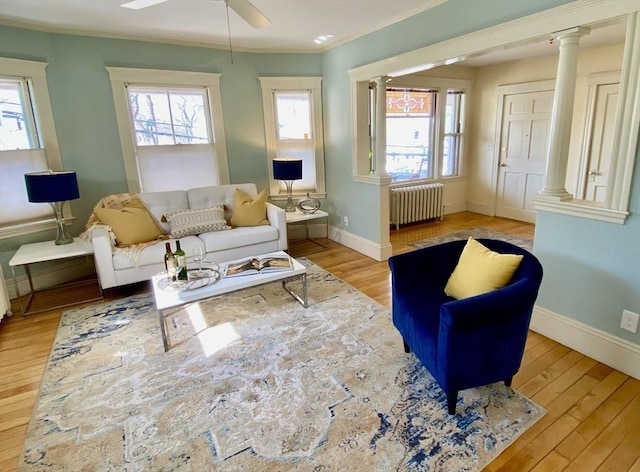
[{"x1": 152, "y1": 251, "x2": 307, "y2": 351}]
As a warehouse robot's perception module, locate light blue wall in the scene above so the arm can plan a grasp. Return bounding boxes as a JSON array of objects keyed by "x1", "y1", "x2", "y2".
[
  {"x1": 0, "y1": 26, "x2": 320, "y2": 269},
  {"x1": 534, "y1": 143, "x2": 640, "y2": 344}
]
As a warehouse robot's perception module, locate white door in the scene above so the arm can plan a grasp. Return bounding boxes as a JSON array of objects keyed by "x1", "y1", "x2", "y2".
[
  {"x1": 582, "y1": 83, "x2": 619, "y2": 202},
  {"x1": 496, "y1": 90, "x2": 553, "y2": 223}
]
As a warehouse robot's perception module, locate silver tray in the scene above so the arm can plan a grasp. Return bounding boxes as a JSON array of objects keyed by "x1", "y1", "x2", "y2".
[{"x1": 157, "y1": 269, "x2": 221, "y2": 291}]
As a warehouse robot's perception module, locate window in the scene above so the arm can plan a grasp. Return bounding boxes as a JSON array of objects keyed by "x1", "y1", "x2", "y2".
[
  {"x1": 385, "y1": 88, "x2": 437, "y2": 182},
  {"x1": 376, "y1": 86, "x2": 467, "y2": 183},
  {"x1": 442, "y1": 90, "x2": 465, "y2": 177},
  {"x1": 0, "y1": 58, "x2": 64, "y2": 239},
  {"x1": 259, "y1": 77, "x2": 326, "y2": 199},
  {"x1": 107, "y1": 68, "x2": 229, "y2": 193},
  {"x1": 0, "y1": 77, "x2": 39, "y2": 149}
]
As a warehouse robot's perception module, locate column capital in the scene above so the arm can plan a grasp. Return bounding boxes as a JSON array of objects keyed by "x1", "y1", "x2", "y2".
[{"x1": 554, "y1": 26, "x2": 590, "y2": 42}]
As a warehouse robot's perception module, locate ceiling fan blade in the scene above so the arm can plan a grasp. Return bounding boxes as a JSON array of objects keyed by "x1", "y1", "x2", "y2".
[
  {"x1": 227, "y1": 0, "x2": 271, "y2": 29},
  {"x1": 121, "y1": 0, "x2": 168, "y2": 10}
]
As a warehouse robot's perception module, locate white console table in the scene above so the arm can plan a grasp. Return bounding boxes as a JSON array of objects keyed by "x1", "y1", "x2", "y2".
[{"x1": 9, "y1": 238, "x2": 103, "y2": 316}]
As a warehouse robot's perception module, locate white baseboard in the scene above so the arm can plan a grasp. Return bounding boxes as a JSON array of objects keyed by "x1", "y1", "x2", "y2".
[
  {"x1": 531, "y1": 306, "x2": 640, "y2": 380},
  {"x1": 328, "y1": 225, "x2": 392, "y2": 262},
  {"x1": 443, "y1": 201, "x2": 467, "y2": 215},
  {"x1": 465, "y1": 202, "x2": 493, "y2": 216},
  {"x1": 7, "y1": 258, "x2": 95, "y2": 300}
]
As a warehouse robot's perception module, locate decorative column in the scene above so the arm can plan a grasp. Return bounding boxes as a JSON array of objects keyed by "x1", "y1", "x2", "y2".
[
  {"x1": 373, "y1": 76, "x2": 392, "y2": 260},
  {"x1": 538, "y1": 27, "x2": 589, "y2": 201},
  {"x1": 374, "y1": 76, "x2": 390, "y2": 178}
]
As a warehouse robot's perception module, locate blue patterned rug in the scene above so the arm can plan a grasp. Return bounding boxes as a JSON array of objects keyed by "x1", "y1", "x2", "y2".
[{"x1": 19, "y1": 261, "x2": 544, "y2": 471}]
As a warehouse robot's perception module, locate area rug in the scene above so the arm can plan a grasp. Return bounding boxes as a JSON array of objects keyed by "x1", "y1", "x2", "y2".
[
  {"x1": 19, "y1": 261, "x2": 544, "y2": 471},
  {"x1": 410, "y1": 227, "x2": 533, "y2": 252}
]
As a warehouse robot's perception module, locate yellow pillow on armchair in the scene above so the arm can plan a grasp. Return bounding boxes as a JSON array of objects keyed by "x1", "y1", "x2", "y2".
[
  {"x1": 444, "y1": 237, "x2": 523, "y2": 299},
  {"x1": 229, "y1": 188, "x2": 269, "y2": 227}
]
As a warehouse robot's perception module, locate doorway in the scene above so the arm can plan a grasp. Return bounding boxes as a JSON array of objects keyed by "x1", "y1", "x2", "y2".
[
  {"x1": 494, "y1": 81, "x2": 554, "y2": 223},
  {"x1": 576, "y1": 73, "x2": 620, "y2": 202}
]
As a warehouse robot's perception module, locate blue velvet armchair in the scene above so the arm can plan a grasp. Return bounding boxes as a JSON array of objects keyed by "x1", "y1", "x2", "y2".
[{"x1": 388, "y1": 239, "x2": 543, "y2": 414}]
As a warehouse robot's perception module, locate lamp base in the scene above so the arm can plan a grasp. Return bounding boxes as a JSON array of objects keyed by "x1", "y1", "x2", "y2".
[
  {"x1": 51, "y1": 202, "x2": 74, "y2": 245},
  {"x1": 284, "y1": 181, "x2": 296, "y2": 212}
]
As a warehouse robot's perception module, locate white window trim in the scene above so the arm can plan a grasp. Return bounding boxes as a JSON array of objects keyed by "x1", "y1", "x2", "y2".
[
  {"x1": 106, "y1": 67, "x2": 229, "y2": 193},
  {"x1": 348, "y1": 0, "x2": 640, "y2": 224},
  {"x1": 258, "y1": 76, "x2": 326, "y2": 199},
  {"x1": 0, "y1": 57, "x2": 66, "y2": 240}
]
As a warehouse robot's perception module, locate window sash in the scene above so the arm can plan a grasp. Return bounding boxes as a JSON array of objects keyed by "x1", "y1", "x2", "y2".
[
  {"x1": 442, "y1": 90, "x2": 465, "y2": 177},
  {"x1": 126, "y1": 86, "x2": 212, "y2": 146},
  {"x1": 136, "y1": 143, "x2": 218, "y2": 192},
  {"x1": 0, "y1": 148, "x2": 52, "y2": 226},
  {"x1": 274, "y1": 91, "x2": 312, "y2": 140},
  {"x1": 0, "y1": 77, "x2": 40, "y2": 151}
]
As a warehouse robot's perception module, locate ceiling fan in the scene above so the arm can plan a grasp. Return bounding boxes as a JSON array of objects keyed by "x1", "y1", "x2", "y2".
[{"x1": 121, "y1": 0, "x2": 271, "y2": 29}]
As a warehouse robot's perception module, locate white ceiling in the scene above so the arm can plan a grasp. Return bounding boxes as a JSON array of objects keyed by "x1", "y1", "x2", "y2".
[
  {"x1": 0, "y1": 0, "x2": 447, "y2": 53},
  {"x1": 0, "y1": 0, "x2": 627, "y2": 64}
]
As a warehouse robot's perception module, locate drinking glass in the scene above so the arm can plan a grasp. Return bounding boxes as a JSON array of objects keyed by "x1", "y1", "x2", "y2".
[{"x1": 192, "y1": 246, "x2": 207, "y2": 278}]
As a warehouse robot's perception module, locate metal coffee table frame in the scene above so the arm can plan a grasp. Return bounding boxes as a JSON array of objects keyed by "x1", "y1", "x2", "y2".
[{"x1": 152, "y1": 251, "x2": 307, "y2": 352}]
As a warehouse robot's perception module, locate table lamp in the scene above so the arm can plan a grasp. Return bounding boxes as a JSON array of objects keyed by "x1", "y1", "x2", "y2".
[
  {"x1": 273, "y1": 158, "x2": 302, "y2": 212},
  {"x1": 25, "y1": 170, "x2": 80, "y2": 245}
]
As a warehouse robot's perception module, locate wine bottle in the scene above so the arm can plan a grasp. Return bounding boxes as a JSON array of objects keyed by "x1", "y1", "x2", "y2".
[
  {"x1": 163, "y1": 242, "x2": 173, "y2": 271},
  {"x1": 165, "y1": 243, "x2": 178, "y2": 282},
  {"x1": 175, "y1": 240, "x2": 188, "y2": 281}
]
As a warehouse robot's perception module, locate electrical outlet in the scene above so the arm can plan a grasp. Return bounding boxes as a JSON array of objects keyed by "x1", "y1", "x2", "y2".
[
  {"x1": 621, "y1": 310, "x2": 639, "y2": 333},
  {"x1": 343, "y1": 216, "x2": 349, "y2": 227}
]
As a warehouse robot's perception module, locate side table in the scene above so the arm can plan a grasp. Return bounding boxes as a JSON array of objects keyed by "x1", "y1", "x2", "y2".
[
  {"x1": 285, "y1": 209, "x2": 329, "y2": 252},
  {"x1": 9, "y1": 238, "x2": 103, "y2": 316}
]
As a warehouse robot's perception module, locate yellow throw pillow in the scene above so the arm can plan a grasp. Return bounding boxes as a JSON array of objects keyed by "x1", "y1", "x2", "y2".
[
  {"x1": 229, "y1": 188, "x2": 269, "y2": 227},
  {"x1": 444, "y1": 237, "x2": 524, "y2": 300},
  {"x1": 95, "y1": 206, "x2": 163, "y2": 246}
]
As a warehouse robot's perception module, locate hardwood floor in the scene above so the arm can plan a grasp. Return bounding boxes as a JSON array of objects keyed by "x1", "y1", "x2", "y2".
[{"x1": 1, "y1": 211, "x2": 638, "y2": 471}]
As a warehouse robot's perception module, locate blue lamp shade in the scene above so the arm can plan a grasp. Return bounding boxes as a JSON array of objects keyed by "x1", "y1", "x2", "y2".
[
  {"x1": 273, "y1": 159, "x2": 303, "y2": 181},
  {"x1": 25, "y1": 170, "x2": 80, "y2": 203}
]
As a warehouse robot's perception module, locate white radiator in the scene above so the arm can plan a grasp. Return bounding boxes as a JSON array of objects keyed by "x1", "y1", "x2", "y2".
[{"x1": 390, "y1": 183, "x2": 444, "y2": 230}]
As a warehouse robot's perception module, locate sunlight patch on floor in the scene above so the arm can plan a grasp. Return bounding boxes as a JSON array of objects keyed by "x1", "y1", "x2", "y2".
[{"x1": 186, "y1": 304, "x2": 241, "y2": 357}]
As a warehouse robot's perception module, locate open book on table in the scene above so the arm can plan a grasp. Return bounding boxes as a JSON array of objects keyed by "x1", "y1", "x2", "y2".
[{"x1": 223, "y1": 254, "x2": 293, "y2": 278}]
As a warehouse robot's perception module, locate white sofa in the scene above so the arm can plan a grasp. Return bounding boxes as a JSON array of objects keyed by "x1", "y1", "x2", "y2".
[{"x1": 91, "y1": 183, "x2": 287, "y2": 289}]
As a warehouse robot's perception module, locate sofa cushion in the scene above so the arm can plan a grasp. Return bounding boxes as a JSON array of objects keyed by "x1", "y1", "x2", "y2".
[
  {"x1": 188, "y1": 183, "x2": 257, "y2": 221},
  {"x1": 162, "y1": 204, "x2": 231, "y2": 238},
  {"x1": 199, "y1": 225, "x2": 278, "y2": 253},
  {"x1": 94, "y1": 205, "x2": 163, "y2": 247},
  {"x1": 444, "y1": 237, "x2": 523, "y2": 300},
  {"x1": 229, "y1": 188, "x2": 269, "y2": 227},
  {"x1": 138, "y1": 190, "x2": 189, "y2": 234}
]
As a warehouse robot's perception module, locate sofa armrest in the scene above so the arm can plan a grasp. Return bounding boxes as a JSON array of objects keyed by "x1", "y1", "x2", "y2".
[
  {"x1": 266, "y1": 202, "x2": 288, "y2": 251},
  {"x1": 90, "y1": 225, "x2": 117, "y2": 289}
]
